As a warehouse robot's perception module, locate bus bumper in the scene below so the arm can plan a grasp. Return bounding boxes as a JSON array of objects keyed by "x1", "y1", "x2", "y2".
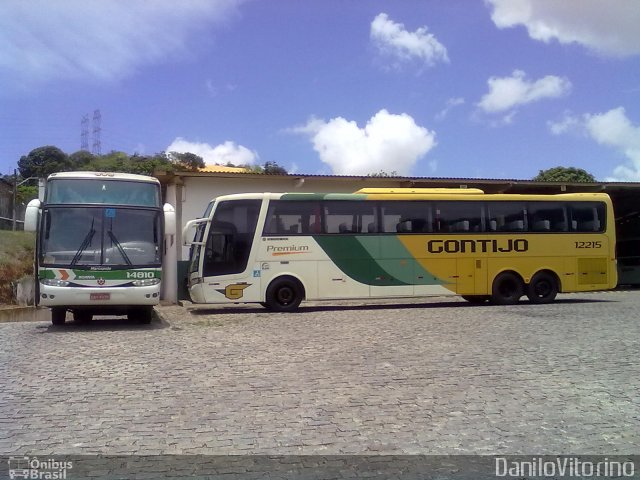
[
  {"x1": 188, "y1": 283, "x2": 206, "y2": 303},
  {"x1": 38, "y1": 284, "x2": 161, "y2": 307}
]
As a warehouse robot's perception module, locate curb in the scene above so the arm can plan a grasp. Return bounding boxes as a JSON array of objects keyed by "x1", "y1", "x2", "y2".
[
  {"x1": 0, "y1": 306, "x2": 50, "y2": 323},
  {"x1": 152, "y1": 306, "x2": 172, "y2": 326}
]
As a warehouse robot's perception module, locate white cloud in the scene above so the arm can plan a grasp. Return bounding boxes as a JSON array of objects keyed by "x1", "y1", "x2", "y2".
[
  {"x1": 486, "y1": 0, "x2": 640, "y2": 57},
  {"x1": 547, "y1": 112, "x2": 581, "y2": 135},
  {"x1": 167, "y1": 138, "x2": 258, "y2": 166},
  {"x1": 477, "y1": 70, "x2": 571, "y2": 115},
  {"x1": 584, "y1": 108, "x2": 640, "y2": 181},
  {"x1": 205, "y1": 80, "x2": 237, "y2": 97},
  {"x1": 292, "y1": 109, "x2": 436, "y2": 176},
  {"x1": 0, "y1": 0, "x2": 244, "y2": 86},
  {"x1": 549, "y1": 107, "x2": 640, "y2": 181},
  {"x1": 370, "y1": 13, "x2": 448, "y2": 68},
  {"x1": 435, "y1": 97, "x2": 465, "y2": 121}
]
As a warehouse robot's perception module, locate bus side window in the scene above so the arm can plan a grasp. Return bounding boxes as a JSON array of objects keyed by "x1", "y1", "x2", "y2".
[
  {"x1": 529, "y1": 202, "x2": 567, "y2": 232},
  {"x1": 571, "y1": 202, "x2": 605, "y2": 232},
  {"x1": 487, "y1": 201, "x2": 526, "y2": 232},
  {"x1": 263, "y1": 201, "x2": 318, "y2": 235},
  {"x1": 435, "y1": 201, "x2": 481, "y2": 233},
  {"x1": 324, "y1": 201, "x2": 376, "y2": 234},
  {"x1": 382, "y1": 201, "x2": 433, "y2": 234}
]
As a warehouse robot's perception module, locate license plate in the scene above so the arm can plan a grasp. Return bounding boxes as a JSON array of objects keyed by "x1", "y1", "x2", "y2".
[{"x1": 90, "y1": 293, "x2": 110, "y2": 301}]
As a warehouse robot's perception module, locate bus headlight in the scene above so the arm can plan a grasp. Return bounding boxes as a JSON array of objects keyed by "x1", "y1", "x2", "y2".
[
  {"x1": 132, "y1": 278, "x2": 161, "y2": 287},
  {"x1": 40, "y1": 278, "x2": 70, "y2": 287}
]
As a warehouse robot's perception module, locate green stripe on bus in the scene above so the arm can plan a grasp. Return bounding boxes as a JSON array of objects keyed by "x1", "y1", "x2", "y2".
[
  {"x1": 357, "y1": 236, "x2": 445, "y2": 285},
  {"x1": 313, "y1": 236, "x2": 410, "y2": 286},
  {"x1": 39, "y1": 268, "x2": 161, "y2": 280}
]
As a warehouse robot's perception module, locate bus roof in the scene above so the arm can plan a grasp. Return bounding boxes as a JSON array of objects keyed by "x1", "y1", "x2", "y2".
[
  {"x1": 355, "y1": 187, "x2": 484, "y2": 195},
  {"x1": 47, "y1": 171, "x2": 160, "y2": 183},
  {"x1": 208, "y1": 190, "x2": 612, "y2": 203}
]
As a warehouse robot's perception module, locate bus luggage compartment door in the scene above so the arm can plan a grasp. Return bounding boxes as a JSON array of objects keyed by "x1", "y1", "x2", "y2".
[{"x1": 456, "y1": 258, "x2": 487, "y2": 295}]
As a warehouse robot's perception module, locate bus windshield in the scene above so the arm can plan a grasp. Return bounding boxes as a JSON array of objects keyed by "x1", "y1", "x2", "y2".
[
  {"x1": 40, "y1": 207, "x2": 161, "y2": 267},
  {"x1": 46, "y1": 179, "x2": 160, "y2": 207}
]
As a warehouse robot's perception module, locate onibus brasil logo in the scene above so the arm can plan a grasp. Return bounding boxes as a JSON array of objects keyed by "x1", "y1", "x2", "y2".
[{"x1": 8, "y1": 456, "x2": 72, "y2": 479}]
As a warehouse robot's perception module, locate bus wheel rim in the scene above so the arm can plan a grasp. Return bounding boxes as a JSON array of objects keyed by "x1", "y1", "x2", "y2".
[{"x1": 277, "y1": 287, "x2": 294, "y2": 304}]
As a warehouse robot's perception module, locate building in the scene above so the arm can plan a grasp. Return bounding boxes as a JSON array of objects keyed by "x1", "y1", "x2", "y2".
[{"x1": 157, "y1": 170, "x2": 640, "y2": 302}]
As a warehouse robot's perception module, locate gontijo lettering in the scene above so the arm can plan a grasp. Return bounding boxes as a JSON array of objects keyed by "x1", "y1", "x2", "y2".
[{"x1": 427, "y1": 238, "x2": 528, "y2": 254}]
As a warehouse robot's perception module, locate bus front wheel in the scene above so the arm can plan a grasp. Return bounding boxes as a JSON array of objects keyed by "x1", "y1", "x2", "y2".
[
  {"x1": 527, "y1": 272, "x2": 558, "y2": 304},
  {"x1": 491, "y1": 272, "x2": 523, "y2": 305},
  {"x1": 128, "y1": 307, "x2": 153, "y2": 324},
  {"x1": 51, "y1": 308, "x2": 66, "y2": 326},
  {"x1": 265, "y1": 277, "x2": 303, "y2": 312}
]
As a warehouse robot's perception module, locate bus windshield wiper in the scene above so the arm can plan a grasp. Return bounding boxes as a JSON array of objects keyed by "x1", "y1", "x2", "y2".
[
  {"x1": 107, "y1": 230, "x2": 132, "y2": 266},
  {"x1": 70, "y1": 219, "x2": 95, "y2": 267}
]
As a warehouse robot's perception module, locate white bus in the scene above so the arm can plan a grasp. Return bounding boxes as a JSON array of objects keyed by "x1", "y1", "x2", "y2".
[
  {"x1": 24, "y1": 171, "x2": 175, "y2": 325},
  {"x1": 183, "y1": 189, "x2": 616, "y2": 311}
]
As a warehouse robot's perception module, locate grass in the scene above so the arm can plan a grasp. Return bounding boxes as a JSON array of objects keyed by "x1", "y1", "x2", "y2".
[{"x1": 0, "y1": 230, "x2": 35, "y2": 304}]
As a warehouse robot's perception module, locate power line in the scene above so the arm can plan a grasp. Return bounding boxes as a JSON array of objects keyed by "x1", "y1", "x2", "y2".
[
  {"x1": 92, "y1": 109, "x2": 102, "y2": 155},
  {"x1": 80, "y1": 114, "x2": 89, "y2": 151}
]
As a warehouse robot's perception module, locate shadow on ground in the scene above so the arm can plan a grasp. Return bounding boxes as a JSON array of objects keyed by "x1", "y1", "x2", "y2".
[{"x1": 186, "y1": 296, "x2": 613, "y2": 316}]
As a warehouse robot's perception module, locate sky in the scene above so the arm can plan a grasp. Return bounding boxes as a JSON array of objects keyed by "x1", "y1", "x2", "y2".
[{"x1": 1, "y1": 0, "x2": 640, "y2": 182}]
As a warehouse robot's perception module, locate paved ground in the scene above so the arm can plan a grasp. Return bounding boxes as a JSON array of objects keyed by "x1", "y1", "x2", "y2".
[{"x1": 1, "y1": 291, "x2": 638, "y2": 456}]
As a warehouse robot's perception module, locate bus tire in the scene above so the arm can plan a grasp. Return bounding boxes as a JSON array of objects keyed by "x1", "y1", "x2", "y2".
[
  {"x1": 73, "y1": 310, "x2": 92, "y2": 323},
  {"x1": 129, "y1": 307, "x2": 153, "y2": 324},
  {"x1": 527, "y1": 271, "x2": 558, "y2": 304},
  {"x1": 265, "y1": 277, "x2": 303, "y2": 312},
  {"x1": 461, "y1": 295, "x2": 490, "y2": 304},
  {"x1": 51, "y1": 308, "x2": 66, "y2": 326},
  {"x1": 491, "y1": 272, "x2": 523, "y2": 305}
]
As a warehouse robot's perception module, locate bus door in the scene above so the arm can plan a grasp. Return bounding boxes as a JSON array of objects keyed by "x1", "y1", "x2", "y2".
[{"x1": 200, "y1": 200, "x2": 261, "y2": 303}]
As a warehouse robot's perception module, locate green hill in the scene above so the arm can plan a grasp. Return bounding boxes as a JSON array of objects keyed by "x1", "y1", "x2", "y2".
[{"x1": 0, "y1": 231, "x2": 35, "y2": 304}]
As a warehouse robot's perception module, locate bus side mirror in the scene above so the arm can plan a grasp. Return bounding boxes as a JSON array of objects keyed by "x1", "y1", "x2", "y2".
[
  {"x1": 24, "y1": 199, "x2": 41, "y2": 232},
  {"x1": 182, "y1": 218, "x2": 207, "y2": 245},
  {"x1": 163, "y1": 203, "x2": 176, "y2": 236}
]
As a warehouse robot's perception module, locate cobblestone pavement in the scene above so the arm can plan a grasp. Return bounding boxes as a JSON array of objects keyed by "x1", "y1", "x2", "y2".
[{"x1": 1, "y1": 291, "x2": 638, "y2": 455}]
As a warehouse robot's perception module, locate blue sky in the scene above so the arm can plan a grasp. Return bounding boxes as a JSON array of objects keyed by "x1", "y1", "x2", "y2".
[{"x1": 1, "y1": 0, "x2": 640, "y2": 181}]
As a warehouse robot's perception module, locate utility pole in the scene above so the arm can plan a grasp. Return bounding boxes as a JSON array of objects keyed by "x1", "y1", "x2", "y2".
[
  {"x1": 12, "y1": 169, "x2": 17, "y2": 231},
  {"x1": 12, "y1": 171, "x2": 39, "y2": 231}
]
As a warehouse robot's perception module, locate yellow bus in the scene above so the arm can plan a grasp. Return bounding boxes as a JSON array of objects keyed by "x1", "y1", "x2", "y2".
[{"x1": 183, "y1": 188, "x2": 617, "y2": 311}]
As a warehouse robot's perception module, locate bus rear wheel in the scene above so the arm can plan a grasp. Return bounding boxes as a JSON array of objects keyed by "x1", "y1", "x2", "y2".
[
  {"x1": 461, "y1": 295, "x2": 490, "y2": 304},
  {"x1": 491, "y1": 272, "x2": 523, "y2": 305},
  {"x1": 527, "y1": 272, "x2": 558, "y2": 304},
  {"x1": 51, "y1": 308, "x2": 66, "y2": 326},
  {"x1": 265, "y1": 277, "x2": 303, "y2": 312}
]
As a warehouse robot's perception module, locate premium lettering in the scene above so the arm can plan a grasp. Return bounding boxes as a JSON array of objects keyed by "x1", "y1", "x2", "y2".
[
  {"x1": 266, "y1": 245, "x2": 309, "y2": 253},
  {"x1": 427, "y1": 238, "x2": 528, "y2": 254}
]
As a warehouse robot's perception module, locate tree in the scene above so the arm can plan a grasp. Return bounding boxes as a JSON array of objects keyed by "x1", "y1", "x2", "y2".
[
  {"x1": 16, "y1": 185, "x2": 38, "y2": 204},
  {"x1": 368, "y1": 170, "x2": 398, "y2": 177},
  {"x1": 221, "y1": 160, "x2": 287, "y2": 174},
  {"x1": 168, "y1": 151, "x2": 205, "y2": 171},
  {"x1": 17, "y1": 146, "x2": 71, "y2": 178},
  {"x1": 262, "y1": 161, "x2": 287, "y2": 175},
  {"x1": 69, "y1": 150, "x2": 95, "y2": 169},
  {"x1": 533, "y1": 167, "x2": 596, "y2": 183}
]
